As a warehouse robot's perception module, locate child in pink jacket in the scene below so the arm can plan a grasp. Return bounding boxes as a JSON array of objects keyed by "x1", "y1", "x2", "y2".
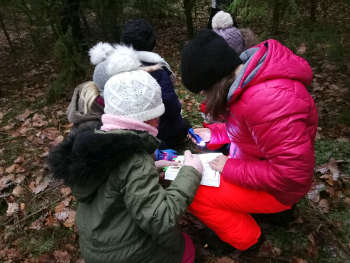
[{"x1": 180, "y1": 29, "x2": 318, "y2": 250}]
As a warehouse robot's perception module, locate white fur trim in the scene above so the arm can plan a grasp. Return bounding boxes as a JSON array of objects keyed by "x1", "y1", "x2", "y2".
[
  {"x1": 212, "y1": 11, "x2": 233, "y2": 29},
  {"x1": 136, "y1": 51, "x2": 162, "y2": 64},
  {"x1": 89, "y1": 42, "x2": 115, "y2": 65},
  {"x1": 105, "y1": 45, "x2": 142, "y2": 76},
  {"x1": 136, "y1": 51, "x2": 174, "y2": 76}
]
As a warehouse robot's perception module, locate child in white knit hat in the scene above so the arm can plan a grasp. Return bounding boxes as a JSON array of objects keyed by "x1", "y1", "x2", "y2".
[{"x1": 49, "y1": 67, "x2": 203, "y2": 263}]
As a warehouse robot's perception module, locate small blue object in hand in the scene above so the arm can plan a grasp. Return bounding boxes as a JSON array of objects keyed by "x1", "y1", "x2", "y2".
[
  {"x1": 188, "y1": 128, "x2": 206, "y2": 147},
  {"x1": 155, "y1": 149, "x2": 178, "y2": 161}
]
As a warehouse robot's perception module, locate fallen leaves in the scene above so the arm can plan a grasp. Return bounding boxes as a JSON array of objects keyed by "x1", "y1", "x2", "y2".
[
  {"x1": 15, "y1": 109, "x2": 33, "y2": 122},
  {"x1": 53, "y1": 250, "x2": 71, "y2": 263},
  {"x1": 6, "y1": 202, "x2": 19, "y2": 216},
  {"x1": 54, "y1": 197, "x2": 76, "y2": 228},
  {"x1": 32, "y1": 113, "x2": 49, "y2": 128},
  {"x1": 29, "y1": 176, "x2": 51, "y2": 194},
  {"x1": 0, "y1": 174, "x2": 15, "y2": 191},
  {"x1": 307, "y1": 157, "x2": 349, "y2": 213}
]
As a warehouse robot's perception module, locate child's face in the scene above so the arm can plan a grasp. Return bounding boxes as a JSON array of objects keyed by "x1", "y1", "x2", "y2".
[{"x1": 145, "y1": 118, "x2": 160, "y2": 128}]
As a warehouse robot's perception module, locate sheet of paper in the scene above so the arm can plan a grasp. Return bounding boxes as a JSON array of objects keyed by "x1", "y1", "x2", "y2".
[{"x1": 164, "y1": 152, "x2": 222, "y2": 187}]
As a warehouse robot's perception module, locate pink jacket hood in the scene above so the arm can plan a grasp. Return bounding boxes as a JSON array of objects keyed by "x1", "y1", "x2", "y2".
[
  {"x1": 227, "y1": 39, "x2": 313, "y2": 104},
  {"x1": 207, "y1": 39, "x2": 318, "y2": 205}
]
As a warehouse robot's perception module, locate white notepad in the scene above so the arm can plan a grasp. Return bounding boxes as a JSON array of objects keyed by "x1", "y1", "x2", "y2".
[{"x1": 164, "y1": 153, "x2": 222, "y2": 187}]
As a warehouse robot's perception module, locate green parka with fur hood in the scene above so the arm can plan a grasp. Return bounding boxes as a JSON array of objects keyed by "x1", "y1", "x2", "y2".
[{"x1": 48, "y1": 127, "x2": 201, "y2": 263}]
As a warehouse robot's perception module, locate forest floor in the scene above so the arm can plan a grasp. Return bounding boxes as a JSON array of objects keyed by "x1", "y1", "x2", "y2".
[{"x1": 1, "y1": 5, "x2": 350, "y2": 263}]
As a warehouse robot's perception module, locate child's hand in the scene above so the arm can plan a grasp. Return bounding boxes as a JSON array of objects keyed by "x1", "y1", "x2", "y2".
[
  {"x1": 183, "y1": 150, "x2": 203, "y2": 174},
  {"x1": 189, "y1": 128, "x2": 211, "y2": 144},
  {"x1": 155, "y1": 160, "x2": 180, "y2": 169},
  {"x1": 209, "y1": 155, "x2": 228, "y2": 173},
  {"x1": 140, "y1": 63, "x2": 162, "y2": 72}
]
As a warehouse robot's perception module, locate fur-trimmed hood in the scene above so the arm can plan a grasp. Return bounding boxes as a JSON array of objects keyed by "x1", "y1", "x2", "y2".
[{"x1": 48, "y1": 127, "x2": 159, "y2": 201}]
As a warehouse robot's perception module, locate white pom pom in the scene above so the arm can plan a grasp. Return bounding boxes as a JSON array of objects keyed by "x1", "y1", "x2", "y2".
[
  {"x1": 212, "y1": 11, "x2": 233, "y2": 29},
  {"x1": 106, "y1": 45, "x2": 142, "y2": 76},
  {"x1": 89, "y1": 42, "x2": 115, "y2": 65}
]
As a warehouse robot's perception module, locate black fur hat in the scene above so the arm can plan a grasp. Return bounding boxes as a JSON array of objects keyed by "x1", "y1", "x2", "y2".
[
  {"x1": 180, "y1": 29, "x2": 242, "y2": 93},
  {"x1": 121, "y1": 19, "x2": 156, "y2": 52}
]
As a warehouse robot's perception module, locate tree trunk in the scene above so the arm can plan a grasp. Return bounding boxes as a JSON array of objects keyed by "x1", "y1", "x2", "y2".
[
  {"x1": 0, "y1": 10, "x2": 15, "y2": 54},
  {"x1": 184, "y1": 0, "x2": 195, "y2": 38},
  {"x1": 61, "y1": 0, "x2": 82, "y2": 43},
  {"x1": 310, "y1": 0, "x2": 318, "y2": 22},
  {"x1": 271, "y1": 0, "x2": 282, "y2": 34}
]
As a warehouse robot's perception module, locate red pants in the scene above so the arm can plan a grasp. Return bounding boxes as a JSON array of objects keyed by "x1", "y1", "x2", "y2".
[{"x1": 189, "y1": 179, "x2": 290, "y2": 250}]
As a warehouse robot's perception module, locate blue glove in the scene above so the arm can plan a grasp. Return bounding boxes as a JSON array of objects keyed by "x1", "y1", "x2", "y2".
[{"x1": 155, "y1": 149, "x2": 178, "y2": 161}]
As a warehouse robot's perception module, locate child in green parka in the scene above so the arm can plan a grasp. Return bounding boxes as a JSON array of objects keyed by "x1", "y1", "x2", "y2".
[{"x1": 48, "y1": 69, "x2": 203, "y2": 263}]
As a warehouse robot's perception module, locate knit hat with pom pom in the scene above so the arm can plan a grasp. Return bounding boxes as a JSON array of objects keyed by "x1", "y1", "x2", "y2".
[
  {"x1": 212, "y1": 11, "x2": 244, "y2": 54},
  {"x1": 89, "y1": 43, "x2": 142, "y2": 95}
]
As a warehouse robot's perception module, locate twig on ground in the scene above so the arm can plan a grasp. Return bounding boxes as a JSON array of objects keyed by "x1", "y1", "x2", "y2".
[{"x1": 1, "y1": 198, "x2": 62, "y2": 227}]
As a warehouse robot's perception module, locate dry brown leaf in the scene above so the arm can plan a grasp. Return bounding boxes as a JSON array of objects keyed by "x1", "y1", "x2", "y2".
[
  {"x1": 0, "y1": 111, "x2": 4, "y2": 121},
  {"x1": 55, "y1": 209, "x2": 69, "y2": 221},
  {"x1": 12, "y1": 185, "x2": 24, "y2": 197},
  {"x1": 318, "y1": 199, "x2": 330, "y2": 213},
  {"x1": 53, "y1": 250, "x2": 71, "y2": 263},
  {"x1": 307, "y1": 183, "x2": 326, "y2": 202},
  {"x1": 37, "y1": 253, "x2": 56, "y2": 263},
  {"x1": 63, "y1": 210, "x2": 76, "y2": 228},
  {"x1": 30, "y1": 177, "x2": 51, "y2": 194},
  {"x1": 16, "y1": 109, "x2": 33, "y2": 122},
  {"x1": 296, "y1": 43, "x2": 307, "y2": 55},
  {"x1": 6, "y1": 202, "x2": 19, "y2": 216},
  {"x1": 0, "y1": 166, "x2": 3, "y2": 175},
  {"x1": 15, "y1": 175, "x2": 26, "y2": 184},
  {"x1": 42, "y1": 127, "x2": 60, "y2": 141},
  {"x1": 45, "y1": 212, "x2": 60, "y2": 228},
  {"x1": 0, "y1": 175, "x2": 15, "y2": 190},
  {"x1": 14, "y1": 156, "x2": 24, "y2": 164},
  {"x1": 1, "y1": 123, "x2": 15, "y2": 131},
  {"x1": 29, "y1": 217, "x2": 44, "y2": 230},
  {"x1": 62, "y1": 196, "x2": 73, "y2": 206},
  {"x1": 1, "y1": 248, "x2": 21, "y2": 261},
  {"x1": 5, "y1": 164, "x2": 18, "y2": 174},
  {"x1": 32, "y1": 113, "x2": 48, "y2": 128},
  {"x1": 65, "y1": 244, "x2": 75, "y2": 252},
  {"x1": 327, "y1": 158, "x2": 340, "y2": 181},
  {"x1": 61, "y1": 187, "x2": 72, "y2": 197}
]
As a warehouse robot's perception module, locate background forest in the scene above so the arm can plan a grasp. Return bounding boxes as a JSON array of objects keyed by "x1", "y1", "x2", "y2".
[{"x1": 0, "y1": 0, "x2": 350, "y2": 262}]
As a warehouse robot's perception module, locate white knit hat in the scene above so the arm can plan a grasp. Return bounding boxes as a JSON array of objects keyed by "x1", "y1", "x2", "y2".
[
  {"x1": 212, "y1": 11, "x2": 233, "y2": 29},
  {"x1": 104, "y1": 70, "x2": 165, "y2": 122}
]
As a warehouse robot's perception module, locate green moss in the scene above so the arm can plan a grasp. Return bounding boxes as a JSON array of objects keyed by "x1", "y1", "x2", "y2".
[
  {"x1": 314, "y1": 139, "x2": 350, "y2": 174},
  {"x1": 18, "y1": 228, "x2": 74, "y2": 257}
]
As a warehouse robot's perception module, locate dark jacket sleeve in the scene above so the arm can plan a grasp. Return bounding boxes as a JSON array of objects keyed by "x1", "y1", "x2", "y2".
[
  {"x1": 123, "y1": 153, "x2": 201, "y2": 249},
  {"x1": 150, "y1": 69, "x2": 182, "y2": 120}
]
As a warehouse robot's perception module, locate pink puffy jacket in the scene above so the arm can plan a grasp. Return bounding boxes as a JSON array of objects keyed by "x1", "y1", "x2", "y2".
[{"x1": 207, "y1": 39, "x2": 318, "y2": 205}]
